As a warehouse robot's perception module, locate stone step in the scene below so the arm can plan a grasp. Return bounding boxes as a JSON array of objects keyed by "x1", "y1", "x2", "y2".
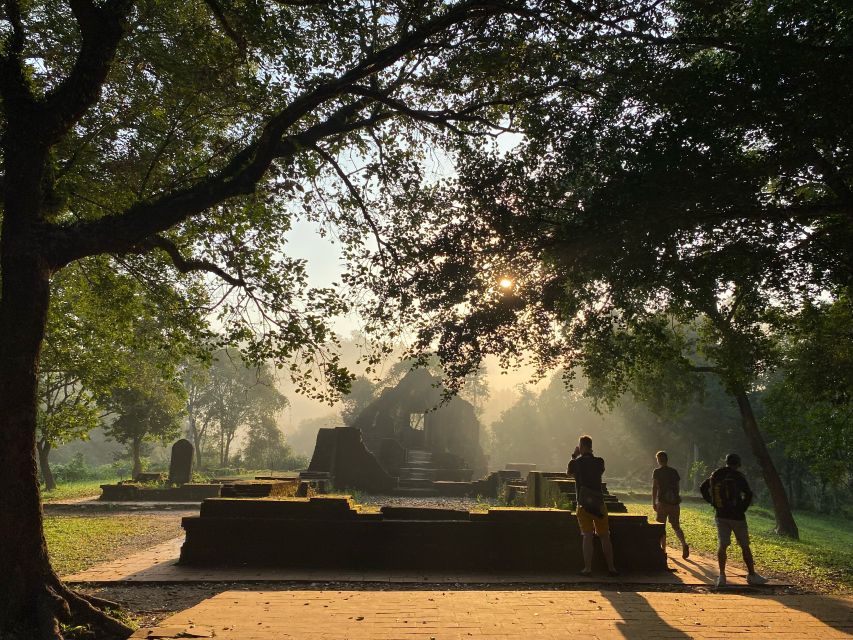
[
  {"x1": 299, "y1": 471, "x2": 332, "y2": 480},
  {"x1": 400, "y1": 475, "x2": 432, "y2": 483},
  {"x1": 398, "y1": 468, "x2": 434, "y2": 479},
  {"x1": 406, "y1": 450, "x2": 433, "y2": 463},
  {"x1": 398, "y1": 478, "x2": 435, "y2": 489}
]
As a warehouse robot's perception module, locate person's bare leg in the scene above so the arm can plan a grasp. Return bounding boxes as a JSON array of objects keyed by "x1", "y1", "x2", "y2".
[
  {"x1": 656, "y1": 508, "x2": 667, "y2": 551},
  {"x1": 670, "y1": 511, "x2": 688, "y2": 557},
  {"x1": 582, "y1": 533, "x2": 594, "y2": 572},
  {"x1": 599, "y1": 532, "x2": 617, "y2": 572},
  {"x1": 741, "y1": 544, "x2": 756, "y2": 575}
]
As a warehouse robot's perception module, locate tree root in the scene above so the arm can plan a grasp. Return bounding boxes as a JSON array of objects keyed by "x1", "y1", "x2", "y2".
[
  {"x1": 73, "y1": 592, "x2": 122, "y2": 612},
  {"x1": 54, "y1": 576, "x2": 134, "y2": 639},
  {"x1": 3, "y1": 577, "x2": 134, "y2": 640}
]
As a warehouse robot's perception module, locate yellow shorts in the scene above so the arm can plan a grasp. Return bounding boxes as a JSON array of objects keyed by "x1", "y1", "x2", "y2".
[{"x1": 576, "y1": 504, "x2": 609, "y2": 535}]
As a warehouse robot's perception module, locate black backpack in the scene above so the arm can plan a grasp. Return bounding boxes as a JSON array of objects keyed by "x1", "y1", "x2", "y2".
[
  {"x1": 712, "y1": 474, "x2": 742, "y2": 511},
  {"x1": 700, "y1": 477, "x2": 713, "y2": 504},
  {"x1": 701, "y1": 470, "x2": 741, "y2": 511},
  {"x1": 577, "y1": 485, "x2": 605, "y2": 518},
  {"x1": 659, "y1": 478, "x2": 681, "y2": 505}
]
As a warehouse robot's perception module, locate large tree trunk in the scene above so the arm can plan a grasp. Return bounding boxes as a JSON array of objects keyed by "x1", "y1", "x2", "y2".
[
  {"x1": 196, "y1": 428, "x2": 206, "y2": 469},
  {"x1": 187, "y1": 413, "x2": 199, "y2": 466},
  {"x1": 131, "y1": 438, "x2": 143, "y2": 480},
  {"x1": 733, "y1": 388, "x2": 800, "y2": 539},
  {"x1": 37, "y1": 439, "x2": 56, "y2": 492},
  {"x1": 0, "y1": 244, "x2": 132, "y2": 638},
  {"x1": 190, "y1": 417, "x2": 208, "y2": 469},
  {"x1": 223, "y1": 430, "x2": 234, "y2": 467}
]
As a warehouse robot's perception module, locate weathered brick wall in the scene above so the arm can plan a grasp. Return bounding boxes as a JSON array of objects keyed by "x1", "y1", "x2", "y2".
[{"x1": 180, "y1": 497, "x2": 666, "y2": 572}]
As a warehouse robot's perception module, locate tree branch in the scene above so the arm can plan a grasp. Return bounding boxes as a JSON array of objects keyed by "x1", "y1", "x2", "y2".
[
  {"x1": 2, "y1": 0, "x2": 24, "y2": 55},
  {"x1": 0, "y1": 0, "x2": 35, "y2": 107},
  {"x1": 810, "y1": 147, "x2": 853, "y2": 213},
  {"x1": 202, "y1": 0, "x2": 247, "y2": 53},
  {"x1": 141, "y1": 235, "x2": 246, "y2": 288},
  {"x1": 39, "y1": 0, "x2": 135, "y2": 146},
  {"x1": 688, "y1": 365, "x2": 720, "y2": 374},
  {"x1": 47, "y1": 1, "x2": 523, "y2": 266},
  {"x1": 310, "y1": 143, "x2": 398, "y2": 271},
  {"x1": 50, "y1": 99, "x2": 370, "y2": 265},
  {"x1": 347, "y1": 85, "x2": 513, "y2": 135}
]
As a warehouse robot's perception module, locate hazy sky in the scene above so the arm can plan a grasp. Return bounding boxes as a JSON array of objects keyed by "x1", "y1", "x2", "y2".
[
  {"x1": 278, "y1": 131, "x2": 545, "y2": 431},
  {"x1": 280, "y1": 215, "x2": 547, "y2": 433}
]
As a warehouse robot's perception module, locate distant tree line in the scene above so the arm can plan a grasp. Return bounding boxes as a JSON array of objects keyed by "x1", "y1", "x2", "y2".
[
  {"x1": 486, "y1": 296, "x2": 853, "y2": 515},
  {"x1": 36, "y1": 263, "x2": 304, "y2": 484}
]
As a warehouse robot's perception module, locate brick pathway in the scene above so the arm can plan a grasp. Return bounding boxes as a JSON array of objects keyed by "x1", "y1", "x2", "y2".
[
  {"x1": 65, "y1": 537, "x2": 784, "y2": 587},
  {"x1": 131, "y1": 589, "x2": 853, "y2": 639}
]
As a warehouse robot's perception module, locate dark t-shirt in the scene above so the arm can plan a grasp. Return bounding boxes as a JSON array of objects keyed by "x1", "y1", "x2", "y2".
[
  {"x1": 653, "y1": 466, "x2": 681, "y2": 505},
  {"x1": 710, "y1": 466, "x2": 753, "y2": 521},
  {"x1": 568, "y1": 453, "x2": 605, "y2": 492}
]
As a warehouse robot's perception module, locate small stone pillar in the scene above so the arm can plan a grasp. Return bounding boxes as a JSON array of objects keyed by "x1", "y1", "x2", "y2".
[{"x1": 168, "y1": 439, "x2": 194, "y2": 485}]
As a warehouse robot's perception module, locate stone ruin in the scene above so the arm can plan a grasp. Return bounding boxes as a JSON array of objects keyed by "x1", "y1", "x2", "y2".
[
  {"x1": 168, "y1": 438, "x2": 195, "y2": 485},
  {"x1": 302, "y1": 369, "x2": 495, "y2": 496},
  {"x1": 179, "y1": 496, "x2": 667, "y2": 573},
  {"x1": 510, "y1": 471, "x2": 628, "y2": 512},
  {"x1": 100, "y1": 438, "x2": 301, "y2": 502},
  {"x1": 177, "y1": 373, "x2": 664, "y2": 575},
  {"x1": 300, "y1": 370, "x2": 634, "y2": 509},
  {"x1": 353, "y1": 368, "x2": 488, "y2": 480},
  {"x1": 99, "y1": 439, "x2": 221, "y2": 502}
]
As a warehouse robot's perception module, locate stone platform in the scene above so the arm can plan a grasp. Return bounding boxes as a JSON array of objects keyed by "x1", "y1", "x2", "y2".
[
  {"x1": 98, "y1": 482, "x2": 221, "y2": 502},
  {"x1": 177, "y1": 497, "x2": 665, "y2": 573},
  {"x1": 219, "y1": 478, "x2": 298, "y2": 498}
]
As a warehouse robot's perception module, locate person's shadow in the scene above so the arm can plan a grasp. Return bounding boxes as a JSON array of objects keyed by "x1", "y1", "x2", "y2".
[
  {"x1": 599, "y1": 591, "x2": 692, "y2": 639},
  {"x1": 764, "y1": 593, "x2": 853, "y2": 635}
]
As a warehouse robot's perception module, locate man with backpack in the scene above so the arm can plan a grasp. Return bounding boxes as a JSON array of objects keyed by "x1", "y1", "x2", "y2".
[
  {"x1": 652, "y1": 451, "x2": 689, "y2": 559},
  {"x1": 568, "y1": 435, "x2": 618, "y2": 577},
  {"x1": 700, "y1": 453, "x2": 769, "y2": 587}
]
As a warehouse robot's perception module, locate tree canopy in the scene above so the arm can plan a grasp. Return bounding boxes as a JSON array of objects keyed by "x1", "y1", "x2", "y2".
[
  {"x1": 763, "y1": 292, "x2": 853, "y2": 505},
  {"x1": 363, "y1": 1, "x2": 853, "y2": 538},
  {"x1": 36, "y1": 257, "x2": 207, "y2": 488},
  {"x1": 196, "y1": 349, "x2": 288, "y2": 467},
  {"x1": 2, "y1": 0, "x2": 851, "y2": 636},
  {"x1": 104, "y1": 366, "x2": 185, "y2": 479},
  {"x1": 7, "y1": 2, "x2": 614, "y2": 634}
]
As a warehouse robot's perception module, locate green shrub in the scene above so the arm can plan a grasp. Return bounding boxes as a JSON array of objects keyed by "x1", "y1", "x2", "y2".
[{"x1": 51, "y1": 454, "x2": 117, "y2": 484}]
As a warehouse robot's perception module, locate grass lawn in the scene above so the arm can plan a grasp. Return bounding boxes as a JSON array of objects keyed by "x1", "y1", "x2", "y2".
[
  {"x1": 623, "y1": 498, "x2": 853, "y2": 593},
  {"x1": 41, "y1": 478, "x2": 119, "y2": 503},
  {"x1": 45, "y1": 514, "x2": 183, "y2": 576}
]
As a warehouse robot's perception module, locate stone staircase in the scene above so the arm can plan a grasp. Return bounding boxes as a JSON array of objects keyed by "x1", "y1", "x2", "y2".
[{"x1": 396, "y1": 449, "x2": 438, "y2": 495}]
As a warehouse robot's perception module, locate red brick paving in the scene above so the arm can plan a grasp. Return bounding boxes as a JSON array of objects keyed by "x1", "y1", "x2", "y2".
[{"x1": 131, "y1": 589, "x2": 853, "y2": 639}]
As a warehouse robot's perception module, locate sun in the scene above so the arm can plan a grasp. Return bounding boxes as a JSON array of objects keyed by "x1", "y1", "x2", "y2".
[{"x1": 499, "y1": 278, "x2": 514, "y2": 289}]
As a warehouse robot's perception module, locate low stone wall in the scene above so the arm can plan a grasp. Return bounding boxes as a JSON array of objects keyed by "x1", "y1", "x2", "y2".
[
  {"x1": 99, "y1": 483, "x2": 221, "y2": 501},
  {"x1": 180, "y1": 497, "x2": 666, "y2": 573},
  {"x1": 219, "y1": 478, "x2": 298, "y2": 498},
  {"x1": 526, "y1": 472, "x2": 628, "y2": 512},
  {"x1": 505, "y1": 463, "x2": 537, "y2": 477}
]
